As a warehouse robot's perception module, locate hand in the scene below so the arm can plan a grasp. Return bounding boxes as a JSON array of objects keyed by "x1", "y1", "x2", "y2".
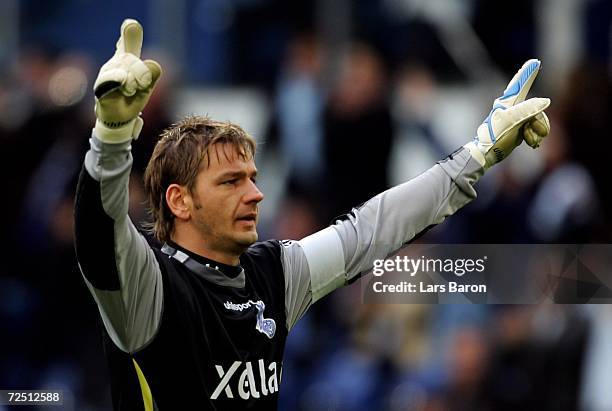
[
  {"x1": 93, "y1": 19, "x2": 162, "y2": 144},
  {"x1": 465, "y1": 59, "x2": 551, "y2": 170}
]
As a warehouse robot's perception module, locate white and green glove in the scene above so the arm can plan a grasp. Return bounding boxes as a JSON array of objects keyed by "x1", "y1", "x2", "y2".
[
  {"x1": 464, "y1": 59, "x2": 551, "y2": 170},
  {"x1": 93, "y1": 19, "x2": 162, "y2": 144}
]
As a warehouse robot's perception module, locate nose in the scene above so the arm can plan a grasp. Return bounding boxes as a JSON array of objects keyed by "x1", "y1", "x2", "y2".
[{"x1": 244, "y1": 180, "x2": 264, "y2": 204}]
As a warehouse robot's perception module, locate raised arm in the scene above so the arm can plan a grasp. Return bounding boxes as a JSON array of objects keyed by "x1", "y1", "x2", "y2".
[
  {"x1": 74, "y1": 19, "x2": 163, "y2": 353},
  {"x1": 281, "y1": 59, "x2": 551, "y2": 329}
]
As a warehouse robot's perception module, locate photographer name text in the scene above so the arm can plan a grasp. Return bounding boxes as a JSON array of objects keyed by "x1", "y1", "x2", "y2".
[{"x1": 371, "y1": 256, "x2": 488, "y2": 294}]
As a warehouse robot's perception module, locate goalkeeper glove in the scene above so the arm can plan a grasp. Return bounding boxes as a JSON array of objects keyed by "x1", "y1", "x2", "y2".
[
  {"x1": 93, "y1": 19, "x2": 162, "y2": 144},
  {"x1": 464, "y1": 59, "x2": 551, "y2": 170}
]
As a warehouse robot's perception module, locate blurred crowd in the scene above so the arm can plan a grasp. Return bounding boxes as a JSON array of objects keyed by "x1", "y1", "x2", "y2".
[{"x1": 2, "y1": 0, "x2": 612, "y2": 410}]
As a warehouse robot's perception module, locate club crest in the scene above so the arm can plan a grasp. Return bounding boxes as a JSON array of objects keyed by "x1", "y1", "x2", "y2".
[{"x1": 224, "y1": 300, "x2": 276, "y2": 339}]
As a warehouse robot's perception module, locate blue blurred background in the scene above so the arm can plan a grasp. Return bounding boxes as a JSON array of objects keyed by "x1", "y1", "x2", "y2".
[{"x1": 2, "y1": 0, "x2": 612, "y2": 410}]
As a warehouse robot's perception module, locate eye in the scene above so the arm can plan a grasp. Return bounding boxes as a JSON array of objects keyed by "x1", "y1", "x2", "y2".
[
  {"x1": 250, "y1": 176, "x2": 258, "y2": 184},
  {"x1": 223, "y1": 178, "x2": 238, "y2": 185}
]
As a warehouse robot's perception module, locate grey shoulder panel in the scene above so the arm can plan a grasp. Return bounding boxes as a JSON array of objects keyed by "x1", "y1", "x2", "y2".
[{"x1": 279, "y1": 240, "x2": 314, "y2": 330}]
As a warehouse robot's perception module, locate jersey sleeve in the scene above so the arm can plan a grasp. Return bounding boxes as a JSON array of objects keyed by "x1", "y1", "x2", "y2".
[
  {"x1": 280, "y1": 147, "x2": 484, "y2": 322},
  {"x1": 279, "y1": 240, "x2": 314, "y2": 331},
  {"x1": 74, "y1": 134, "x2": 163, "y2": 353}
]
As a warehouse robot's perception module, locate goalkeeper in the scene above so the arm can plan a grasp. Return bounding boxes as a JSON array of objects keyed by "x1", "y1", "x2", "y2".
[{"x1": 74, "y1": 19, "x2": 550, "y2": 410}]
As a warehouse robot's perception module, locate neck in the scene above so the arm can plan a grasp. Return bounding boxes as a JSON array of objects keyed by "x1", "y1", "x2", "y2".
[{"x1": 170, "y1": 229, "x2": 241, "y2": 266}]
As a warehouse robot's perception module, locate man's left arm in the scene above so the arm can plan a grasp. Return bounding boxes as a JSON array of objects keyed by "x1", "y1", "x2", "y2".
[{"x1": 280, "y1": 59, "x2": 551, "y2": 330}]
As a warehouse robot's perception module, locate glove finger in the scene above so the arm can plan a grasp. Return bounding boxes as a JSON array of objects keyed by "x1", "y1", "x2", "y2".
[
  {"x1": 523, "y1": 124, "x2": 543, "y2": 148},
  {"x1": 143, "y1": 59, "x2": 162, "y2": 89},
  {"x1": 129, "y1": 59, "x2": 153, "y2": 90},
  {"x1": 116, "y1": 19, "x2": 143, "y2": 57},
  {"x1": 501, "y1": 97, "x2": 550, "y2": 128},
  {"x1": 497, "y1": 59, "x2": 541, "y2": 108},
  {"x1": 94, "y1": 68, "x2": 127, "y2": 98},
  {"x1": 529, "y1": 111, "x2": 550, "y2": 137},
  {"x1": 122, "y1": 70, "x2": 137, "y2": 96}
]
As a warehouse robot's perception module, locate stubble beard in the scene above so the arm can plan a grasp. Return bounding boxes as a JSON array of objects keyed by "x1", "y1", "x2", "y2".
[{"x1": 192, "y1": 207, "x2": 258, "y2": 257}]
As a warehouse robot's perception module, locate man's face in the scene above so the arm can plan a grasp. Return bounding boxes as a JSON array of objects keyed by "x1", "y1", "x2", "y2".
[{"x1": 189, "y1": 143, "x2": 263, "y2": 255}]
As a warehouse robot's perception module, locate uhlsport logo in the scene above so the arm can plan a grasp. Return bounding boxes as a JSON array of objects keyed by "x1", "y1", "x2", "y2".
[
  {"x1": 224, "y1": 300, "x2": 276, "y2": 339},
  {"x1": 211, "y1": 360, "x2": 281, "y2": 400}
]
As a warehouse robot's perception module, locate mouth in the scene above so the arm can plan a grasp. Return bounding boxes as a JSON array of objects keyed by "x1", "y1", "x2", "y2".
[{"x1": 236, "y1": 213, "x2": 257, "y2": 224}]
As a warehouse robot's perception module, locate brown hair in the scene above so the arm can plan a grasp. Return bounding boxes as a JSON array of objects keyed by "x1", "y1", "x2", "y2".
[{"x1": 143, "y1": 115, "x2": 256, "y2": 243}]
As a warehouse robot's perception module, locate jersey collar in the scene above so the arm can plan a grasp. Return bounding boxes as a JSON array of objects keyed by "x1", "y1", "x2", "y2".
[{"x1": 161, "y1": 243, "x2": 246, "y2": 288}]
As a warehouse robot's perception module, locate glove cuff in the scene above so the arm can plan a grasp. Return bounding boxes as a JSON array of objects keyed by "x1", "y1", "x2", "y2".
[
  {"x1": 93, "y1": 117, "x2": 143, "y2": 144},
  {"x1": 463, "y1": 141, "x2": 488, "y2": 170}
]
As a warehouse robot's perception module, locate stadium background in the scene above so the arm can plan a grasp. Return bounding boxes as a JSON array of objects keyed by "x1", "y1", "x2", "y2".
[{"x1": 1, "y1": 0, "x2": 612, "y2": 409}]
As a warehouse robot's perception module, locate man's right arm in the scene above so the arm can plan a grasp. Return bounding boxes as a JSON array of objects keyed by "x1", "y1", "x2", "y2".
[{"x1": 74, "y1": 19, "x2": 163, "y2": 354}]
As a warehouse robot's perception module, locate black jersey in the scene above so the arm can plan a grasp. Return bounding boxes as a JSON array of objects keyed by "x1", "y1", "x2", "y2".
[
  {"x1": 102, "y1": 240, "x2": 288, "y2": 410},
  {"x1": 75, "y1": 135, "x2": 482, "y2": 410},
  {"x1": 75, "y1": 156, "x2": 292, "y2": 410}
]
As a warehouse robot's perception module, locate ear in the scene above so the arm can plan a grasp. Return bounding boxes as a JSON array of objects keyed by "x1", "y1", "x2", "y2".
[{"x1": 165, "y1": 184, "x2": 192, "y2": 221}]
